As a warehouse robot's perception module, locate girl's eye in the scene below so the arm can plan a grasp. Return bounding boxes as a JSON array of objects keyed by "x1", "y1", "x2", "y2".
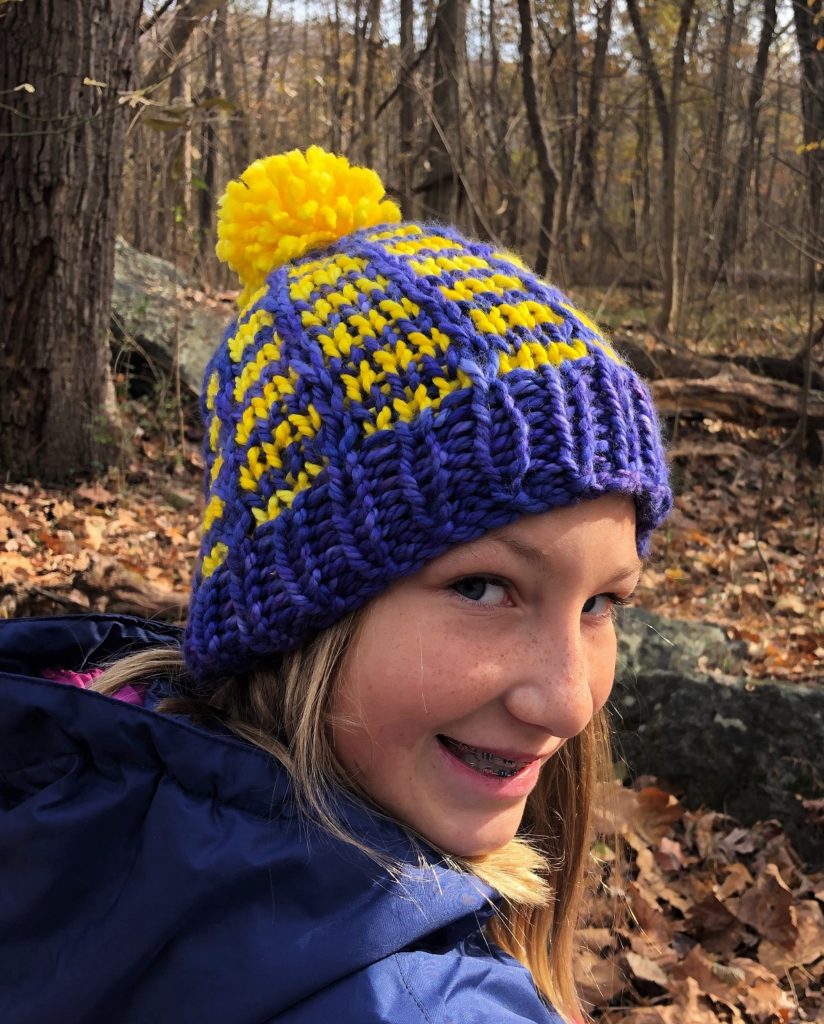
[
  {"x1": 451, "y1": 575, "x2": 510, "y2": 606},
  {"x1": 582, "y1": 593, "x2": 627, "y2": 618}
]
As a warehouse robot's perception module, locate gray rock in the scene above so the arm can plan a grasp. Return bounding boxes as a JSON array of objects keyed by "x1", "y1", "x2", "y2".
[
  {"x1": 614, "y1": 608, "x2": 824, "y2": 866},
  {"x1": 111, "y1": 237, "x2": 229, "y2": 395}
]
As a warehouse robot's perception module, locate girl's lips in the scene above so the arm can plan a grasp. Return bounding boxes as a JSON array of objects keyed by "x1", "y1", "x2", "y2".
[{"x1": 435, "y1": 735, "x2": 546, "y2": 797}]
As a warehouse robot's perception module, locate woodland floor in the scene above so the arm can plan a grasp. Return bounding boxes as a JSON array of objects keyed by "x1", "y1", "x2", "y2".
[{"x1": 0, "y1": 289, "x2": 822, "y2": 1020}]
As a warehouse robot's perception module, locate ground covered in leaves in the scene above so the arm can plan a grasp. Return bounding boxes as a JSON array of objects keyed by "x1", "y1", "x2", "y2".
[{"x1": 581, "y1": 784, "x2": 824, "y2": 1022}]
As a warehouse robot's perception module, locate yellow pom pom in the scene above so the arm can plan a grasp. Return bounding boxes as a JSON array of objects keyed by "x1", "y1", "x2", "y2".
[{"x1": 216, "y1": 146, "x2": 402, "y2": 308}]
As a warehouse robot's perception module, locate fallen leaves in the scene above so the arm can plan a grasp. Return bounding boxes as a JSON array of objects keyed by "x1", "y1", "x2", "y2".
[
  {"x1": 734, "y1": 863, "x2": 797, "y2": 947},
  {"x1": 0, "y1": 459, "x2": 199, "y2": 621},
  {"x1": 579, "y1": 785, "x2": 824, "y2": 1022}
]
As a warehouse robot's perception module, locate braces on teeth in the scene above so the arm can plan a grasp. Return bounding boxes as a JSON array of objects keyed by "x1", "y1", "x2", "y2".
[{"x1": 442, "y1": 737, "x2": 528, "y2": 778}]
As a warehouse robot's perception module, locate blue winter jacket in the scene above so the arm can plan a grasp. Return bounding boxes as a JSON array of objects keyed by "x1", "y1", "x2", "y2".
[{"x1": 0, "y1": 615, "x2": 564, "y2": 1024}]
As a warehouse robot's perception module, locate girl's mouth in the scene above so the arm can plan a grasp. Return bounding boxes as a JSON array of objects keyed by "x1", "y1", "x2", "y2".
[{"x1": 437, "y1": 735, "x2": 533, "y2": 778}]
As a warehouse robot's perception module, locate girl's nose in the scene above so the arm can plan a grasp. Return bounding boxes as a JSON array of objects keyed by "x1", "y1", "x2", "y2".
[{"x1": 503, "y1": 623, "x2": 599, "y2": 739}]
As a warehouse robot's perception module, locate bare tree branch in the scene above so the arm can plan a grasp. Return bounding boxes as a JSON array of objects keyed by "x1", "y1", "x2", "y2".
[
  {"x1": 141, "y1": 0, "x2": 177, "y2": 36},
  {"x1": 143, "y1": 0, "x2": 226, "y2": 91}
]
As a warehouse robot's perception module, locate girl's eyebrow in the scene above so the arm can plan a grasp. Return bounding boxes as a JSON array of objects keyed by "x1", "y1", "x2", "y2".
[
  {"x1": 602, "y1": 561, "x2": 646, "y2": 587},
  {"x1": 492, "y1": 535, "x2": 645, "y2": 585}
]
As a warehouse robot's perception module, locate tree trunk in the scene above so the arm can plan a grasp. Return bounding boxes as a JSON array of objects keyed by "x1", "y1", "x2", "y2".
[
  {"x1": 255, "y1": 0, "x2": 276, "y2": 130},
  {"x1": 577, "y1": 0, "x2": 613, "y2": 229},
  {"x1": 349, "y1": 0, "x2": 366, "y2": 159},
  {"x1": 197, "y1": 19, "x2": 220, "y2": 278},
  {"x1": 626, "y1": 0, "x2": 696, "y2": 334},
  {"x1": 328, "y1": 0, "x2": 344, "y2": 152},
  {"x1": 0, "y1": 0, "x2": 143, "y2": 480},
  {"x1": 554, "y1": 0, "x2": 580, "y2": 261},
  {"x1": 362, "y1": 0, "x2": 383, "y2": 166},
  {"x1": 215, "y1": 7, "x2": 250, "y2": 176},
  {"x1": 166, "y1": 64, "x2": 193, "y2": 237},
  {"x1": 487, "y1": 0, "x2": 520, "y2": 246},
  {"x1": 399, "y1": 0, "x2": 416, "y2": 214},
  {"x1": 706, "y1": 0, "x2": 735, "y2": 220},
  {"x1": 419, "y1": 0, "x2": 467, "y2": 221},
  {"x1": 791, "y1": 0, "x2": 824, "y2": 460},
  {"x1": 717, "y1": 0, "x2": 777, "y2": 279},
  {"x1": 661, "y1": 0, "x2": 693, "y2": 335},
  {"x1": 517, "y1": 0, "x2": 559, "y2": 277},
  {"x1": 627, "y1": 86, "x2": 652, "y2": 262}
]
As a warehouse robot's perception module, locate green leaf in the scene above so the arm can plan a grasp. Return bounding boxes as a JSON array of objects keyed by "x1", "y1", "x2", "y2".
[{"x1": 198, "y1": 96, "x2": 236, "y2": 112}]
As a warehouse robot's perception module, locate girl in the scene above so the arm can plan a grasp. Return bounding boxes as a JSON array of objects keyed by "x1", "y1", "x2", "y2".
[{"x1": 0, "y1": 147, "x2": 671, "y2": 1024}]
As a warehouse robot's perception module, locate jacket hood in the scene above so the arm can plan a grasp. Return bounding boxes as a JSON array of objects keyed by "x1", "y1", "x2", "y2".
[{"x1": 0, "y1": 615, "x2": 510, "y2": 1024}]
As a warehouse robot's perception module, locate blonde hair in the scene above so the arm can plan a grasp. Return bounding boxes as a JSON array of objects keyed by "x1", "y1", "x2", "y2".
[{"x1": 94, "y1": 616, "x2": 611, "y2": 1022}]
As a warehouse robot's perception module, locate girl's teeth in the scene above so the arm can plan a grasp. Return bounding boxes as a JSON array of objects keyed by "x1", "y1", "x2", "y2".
[{"x1": 440, "y1": 736, "x2": 528, "y2": 778}]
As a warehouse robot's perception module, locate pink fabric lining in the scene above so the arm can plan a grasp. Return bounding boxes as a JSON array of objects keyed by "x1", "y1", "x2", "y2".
[{"x1": 41, "y1": 667, "x2": 146, "y2": 707}]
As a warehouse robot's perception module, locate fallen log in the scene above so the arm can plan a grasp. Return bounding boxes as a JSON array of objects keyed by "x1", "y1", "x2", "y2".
[
  {"x1": 617, "y1": 333, "x2": 720, "y2": 381},
  {"x1": 616, "y1": 330, "x2": 824, "y2": 392},
  {"x1": 0, "y1": 555, "x2": 187, "y2": 622},
  {"x1": 77, "y1": 557, "x2": 188, "y2": 619},
  {"x1": 650, "y1": 368, "x2": 824, "y2": 428}
]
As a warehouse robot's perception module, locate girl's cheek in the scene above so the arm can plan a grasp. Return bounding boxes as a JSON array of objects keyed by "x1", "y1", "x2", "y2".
[
  {"x1": 577, "y1": 623, "x2": 616, "y2": 708},
  {"x1": 592, "y1": 646, "x2": 618, "y2": 712}
]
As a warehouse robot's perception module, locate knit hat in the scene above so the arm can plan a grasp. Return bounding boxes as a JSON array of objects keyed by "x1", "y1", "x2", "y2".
[{"x1": 183, "y1": 146, "x2": 671, "y2": 680}]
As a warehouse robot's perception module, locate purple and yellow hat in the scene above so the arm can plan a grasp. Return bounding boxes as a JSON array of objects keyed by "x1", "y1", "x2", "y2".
[{"x1": 184, "y1": 146, "x2": 671, "y2": 680}]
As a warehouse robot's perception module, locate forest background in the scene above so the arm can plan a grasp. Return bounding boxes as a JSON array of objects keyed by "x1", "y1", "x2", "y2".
[{"x1": 1, "y1": 0, "x2": 823, "y2": 1019}]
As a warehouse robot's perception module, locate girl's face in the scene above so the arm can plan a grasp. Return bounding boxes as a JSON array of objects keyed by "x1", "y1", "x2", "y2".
[{"x1": 331, "y1": 493, "x2": 640, "y2": 857}]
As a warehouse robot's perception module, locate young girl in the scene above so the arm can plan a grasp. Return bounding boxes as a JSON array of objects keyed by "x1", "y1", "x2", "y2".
[{"x1": 0, "y1": 147, "x2": 671, "y2": 1024}]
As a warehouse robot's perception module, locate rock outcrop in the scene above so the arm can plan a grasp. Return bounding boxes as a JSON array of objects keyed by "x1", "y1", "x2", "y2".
[{"x1": 615, "y1": 609, "x2": 823, "y2": 865}]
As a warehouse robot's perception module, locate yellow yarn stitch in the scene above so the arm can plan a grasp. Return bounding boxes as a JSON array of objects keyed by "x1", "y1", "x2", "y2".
[
  {"x1": 203, "y1": 495, "x2": 225, "y2": 531},
  {"x1": 216, "y1": 147, "x2": 402, "y2": 309},
  {"x1": 202, "y1": 542, "x2": 229, "y2": 579}
]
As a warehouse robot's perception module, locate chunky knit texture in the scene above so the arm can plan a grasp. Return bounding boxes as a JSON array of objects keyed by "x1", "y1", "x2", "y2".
[{"x1": 183, "y1": 153, "x2": 671, "y2": 681}]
